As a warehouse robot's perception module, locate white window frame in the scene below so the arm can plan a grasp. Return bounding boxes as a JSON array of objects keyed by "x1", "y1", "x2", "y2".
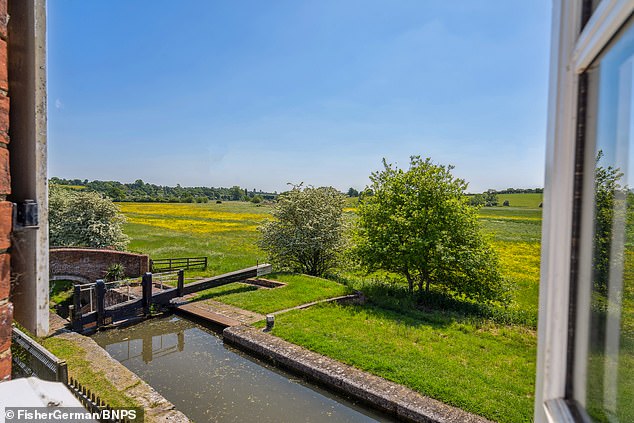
[{"x1": 535, "y1": 1, "x2": 634, "y2": 422}]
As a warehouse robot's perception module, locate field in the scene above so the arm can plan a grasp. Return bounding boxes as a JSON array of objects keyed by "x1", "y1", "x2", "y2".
[
  {"x1": 119, "y1": 202, "x2": 269, "y2": 276},
  {"x1": 496, "y1": 193, "x2": 542, "y2": 208},
  {"x1": 117, "y1": 194, "x2": 542, "y2": 422}
]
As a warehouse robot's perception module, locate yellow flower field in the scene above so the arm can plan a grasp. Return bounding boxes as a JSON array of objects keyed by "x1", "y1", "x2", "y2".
[{"x1": 118, "y1": 202, "x2": 268, "y2": 222}]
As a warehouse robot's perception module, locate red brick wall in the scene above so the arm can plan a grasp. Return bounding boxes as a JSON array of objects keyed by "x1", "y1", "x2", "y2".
[
  {"x1": 50, "y1": 248, "x2": 150, "y2": 283},
  {"x1": 0, "y1": 0, "x2": 11, "y2": 381}
]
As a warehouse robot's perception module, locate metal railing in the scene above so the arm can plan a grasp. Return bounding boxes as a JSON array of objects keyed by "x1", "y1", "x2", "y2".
[
  {"x1": 11, "y1": 326, "x2": 68, "y2": 383},
  {"x1": 151, "y1": 270, "x2": 180, "y2": 290},
  {"x1": 11, "y1": 326, "x2": 134, "y2": 422},
  {"x1": 67, "y1": 377, "x2": 139, "y2": 423}
]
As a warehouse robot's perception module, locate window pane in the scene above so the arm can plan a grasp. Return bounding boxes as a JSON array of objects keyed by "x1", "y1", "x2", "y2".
[{"x1": 585, "y1": 17, "x2": 634, "y2": 423}]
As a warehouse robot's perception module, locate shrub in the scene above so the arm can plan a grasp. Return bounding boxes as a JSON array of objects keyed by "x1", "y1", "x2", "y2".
[
  {"x1": 259, "y1": 185, "x2": 346, "y2": 276},
  {"x1": 105, "y1": 263, "x2": 125, "y2": 281}
]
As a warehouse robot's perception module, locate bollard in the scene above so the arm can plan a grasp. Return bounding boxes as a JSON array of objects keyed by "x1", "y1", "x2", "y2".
[{"x1": 265, "y1": 314, "x2": 275, "y2": 332}]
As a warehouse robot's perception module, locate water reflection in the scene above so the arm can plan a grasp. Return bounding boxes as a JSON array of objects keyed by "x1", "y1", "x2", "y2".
[{"x1": 92, "y1": 316, "x2": 395, "y2": 423}]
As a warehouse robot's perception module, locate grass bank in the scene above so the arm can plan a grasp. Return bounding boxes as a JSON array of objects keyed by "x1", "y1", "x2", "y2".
[
  {"x1": 41, "y1": 337, "x2": 140, "y2": 409},
  {"x1": 260, "y1": 303, "x2": 536, "y2": 423}
]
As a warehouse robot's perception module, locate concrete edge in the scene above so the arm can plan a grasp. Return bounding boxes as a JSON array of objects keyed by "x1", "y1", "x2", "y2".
[{"x1": 223, "y1": 325, "x2": 494, "y2": 423}]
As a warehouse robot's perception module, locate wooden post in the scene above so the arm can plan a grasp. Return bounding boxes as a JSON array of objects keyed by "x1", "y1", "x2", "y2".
[
  {"x1": 177, "y1": 269, "x2": 184, "y2": 297},
  {"x1": 72, "y1": 284, "x2": 82, "y2": 332},
  {"x1": 95, "y1": 280, "x2": 105, "y2": 328},
  {"x1": 142, "y1": 272, "x2": 152, "y2": 315},
  {"x1": 204, "y1": 257, "x2": 208, "y2": 270}
]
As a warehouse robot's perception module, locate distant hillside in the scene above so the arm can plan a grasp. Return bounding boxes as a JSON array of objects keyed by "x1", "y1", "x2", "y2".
[
  {"x1": 50, "y1": 178, "x2": 278, "y2": 203},
  {"x1": 466, "y1": 189, "x2": 544, "y2": 208}
]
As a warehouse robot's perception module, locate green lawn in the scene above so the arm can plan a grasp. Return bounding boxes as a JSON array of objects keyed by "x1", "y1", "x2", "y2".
[
  {"x1": 194, "y1": 273, "x2": 352, "y2": 314},
  {"x1": 262, "y1": 303, "x2": 536, "y2": 423}
]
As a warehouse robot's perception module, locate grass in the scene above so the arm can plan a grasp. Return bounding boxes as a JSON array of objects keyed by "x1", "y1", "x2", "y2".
[
  {"x1": 496, "y1": 193, "x2": 543, "y2": 208},
  {"x1": 260, "y1": 303, "x2": 536, "y2": 423},
  {"x1": 194, "y1": 273, "x2": 352, "y2": 314},
  {"x1": 118, "y1": 194, "x2": 543, "y2": 422},
  {"x1": 41, "y1": 337, "x2": 139, "y2": 409},
  {"x1": 585, "y1": 249, "x2": 634, "y2": 422},
  {"x1": 119, "y1": 201, "x2": 269, "y2": 276},
  {"x1": 49, "y1": 279, "x2": 74, "y2": 307}
]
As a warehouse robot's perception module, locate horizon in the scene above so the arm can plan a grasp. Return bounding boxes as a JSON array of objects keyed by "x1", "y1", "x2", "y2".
[
  {"x1": 50, "y1": 175, "x2": 544, "y2": 195},
  {"x1": 48, "y1": 1, "x2": 551, "y2": 193}
]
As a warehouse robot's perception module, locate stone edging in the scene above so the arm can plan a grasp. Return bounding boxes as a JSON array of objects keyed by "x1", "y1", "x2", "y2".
[{"x1": 223, "y1": 325, "x2": 494, "y2": 423}]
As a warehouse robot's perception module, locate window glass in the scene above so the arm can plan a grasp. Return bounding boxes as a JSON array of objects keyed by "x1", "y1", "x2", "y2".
[{"x1": 585, "y1": 17, "x2": 634, "y2": 422}]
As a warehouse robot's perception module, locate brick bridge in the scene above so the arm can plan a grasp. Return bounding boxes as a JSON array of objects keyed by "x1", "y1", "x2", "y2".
[{"x1": 49, "y1": 248, "x2": 150, "y2": 284}]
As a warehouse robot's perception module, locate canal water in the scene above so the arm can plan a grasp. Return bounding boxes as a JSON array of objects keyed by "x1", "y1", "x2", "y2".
[{"x1": 92, "y1": 315, "x2": 396, "y2": 422}]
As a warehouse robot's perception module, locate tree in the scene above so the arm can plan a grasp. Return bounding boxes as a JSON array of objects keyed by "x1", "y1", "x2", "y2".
[
  {"x1": 259, "y1": 185, "x2": 346, "y2": 276},
  {"x1": 469, "y1": 193, "x2": 485, "y2": 206},
  {"x1": 483, "y1": 190, "x2": 498, "y2": 207},
  {"x1": 593, "y1": 151, "x2": 626, "y2": 294},
  {"x1": 347, "y1": 187, "x2": 359, "y2": 197},
  {"x1": 49, "y1": 185, "x2": 130, "y2": 250},
  {"x1": 354, "y1": 156, "x2": 507, "y2": 303},
  {"x1": 230, "y1": 185, "x2": 244, "y2": 201}
]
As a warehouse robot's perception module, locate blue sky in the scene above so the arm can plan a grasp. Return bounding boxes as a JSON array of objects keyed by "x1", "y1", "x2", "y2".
[{"x1": 48, "y1": 1, "x2": 552, "y2": 193}]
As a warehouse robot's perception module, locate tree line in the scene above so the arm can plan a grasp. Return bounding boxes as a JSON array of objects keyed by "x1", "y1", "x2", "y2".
[{"x1": 49, "y1": 178, "x2": 278, "y2": 203}]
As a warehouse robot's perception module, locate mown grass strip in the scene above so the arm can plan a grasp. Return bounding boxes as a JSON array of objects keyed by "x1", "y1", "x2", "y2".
[{"x1": 194, "y1": 273, "x2": 352, "y2": 314}]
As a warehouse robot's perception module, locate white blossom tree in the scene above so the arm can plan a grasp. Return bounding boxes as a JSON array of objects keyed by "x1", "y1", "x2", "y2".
[
  {"x1": 49, "y1": 184, "x2": 129, "y2": 250},
  {"x1": 259, "y1": 185, "x2": 346, "y2": 276}
]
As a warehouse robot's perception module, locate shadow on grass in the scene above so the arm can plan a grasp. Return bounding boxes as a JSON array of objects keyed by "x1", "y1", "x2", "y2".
[
  {"x1": 328, "y1": 273, "x2": 537, "y2": 328},
  {"x1": 195, "y1": 284, "x2": 258, "y2": 301}
]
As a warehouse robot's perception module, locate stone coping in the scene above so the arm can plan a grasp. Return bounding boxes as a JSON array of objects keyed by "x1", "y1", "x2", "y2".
[
  {"x1": 243, "y1": 278, "x2": 287, "y2": 288},
  {"x1": 223, "y1": 325, "x2": 494, "y2": 423}
]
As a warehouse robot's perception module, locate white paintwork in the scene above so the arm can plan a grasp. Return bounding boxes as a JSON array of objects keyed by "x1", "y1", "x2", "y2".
[
  {"x1": 538, "y1": 1, "x2": 634, "y2": 421},
  {"x1": 535, "y1": 1, "x2": 581, "y2": 421},
  {"x1": 572, "y1": 0, "x2": 634, "y2": 73},
  {"x1": 0, "y1": 377, "x2": 83, "y2": 408}
]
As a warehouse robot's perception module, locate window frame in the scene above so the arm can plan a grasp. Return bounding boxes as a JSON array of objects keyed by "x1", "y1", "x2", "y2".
[{"x1": 535, "y1": 1, "x2": 634, "y2": 422}]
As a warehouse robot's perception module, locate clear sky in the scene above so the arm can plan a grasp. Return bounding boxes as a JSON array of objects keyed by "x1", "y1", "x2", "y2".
[{"x1": 48, "y1": 0, "x2": 552, "y2": 193}]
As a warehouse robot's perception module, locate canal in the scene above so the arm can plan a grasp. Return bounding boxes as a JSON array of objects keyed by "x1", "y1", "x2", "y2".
[{"x1": 92, "y1": 315, "x2": 396, "y2": 422}]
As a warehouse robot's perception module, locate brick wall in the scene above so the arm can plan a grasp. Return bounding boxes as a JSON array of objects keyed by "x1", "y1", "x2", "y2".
[
  {"x1": 50, "y1": 248, "x2": 150, "y2": 284},
  {"x1": 0, "y1": 0, "x2": 10, "y2": 381}
]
